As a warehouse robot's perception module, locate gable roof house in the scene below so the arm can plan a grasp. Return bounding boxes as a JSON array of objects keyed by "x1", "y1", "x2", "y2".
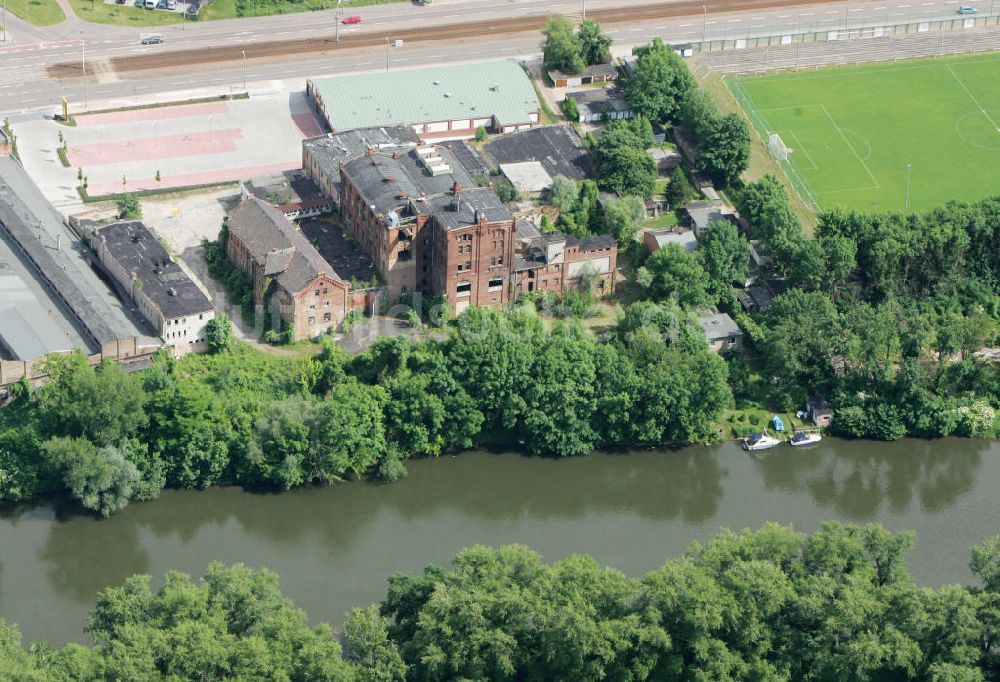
[{"x1": 225, "y1": 196, "x2": 351, "y2": 340}]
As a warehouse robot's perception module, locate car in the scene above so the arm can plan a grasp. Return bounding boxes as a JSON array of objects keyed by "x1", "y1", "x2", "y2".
[
  {"x1": 140, "y1": 35, "x2": 164, "y2": 44},
  {"x1": 185, "y1": 2, "x2": 200, "y2": 14},
  {"x1": 341, "y1": 15, "x2": 361, "y2": 24},
  {"x1": 957, "y1": 6, "x2": 978, "y2": 14}
]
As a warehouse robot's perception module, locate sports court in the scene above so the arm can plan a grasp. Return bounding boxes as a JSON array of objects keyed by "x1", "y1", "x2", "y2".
[{"x1": 730, "y1": 53, "x2": 1000, "y2": 212}]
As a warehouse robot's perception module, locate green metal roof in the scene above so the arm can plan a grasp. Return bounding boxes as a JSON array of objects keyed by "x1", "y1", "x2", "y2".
[{"x1": 310, "y1": 61, "x2": 539, "y2": 131}]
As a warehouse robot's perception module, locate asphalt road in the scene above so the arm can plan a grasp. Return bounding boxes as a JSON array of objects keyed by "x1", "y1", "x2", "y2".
[{"x1": 0, "y1": 0, "x2": 992, "y2": 116}]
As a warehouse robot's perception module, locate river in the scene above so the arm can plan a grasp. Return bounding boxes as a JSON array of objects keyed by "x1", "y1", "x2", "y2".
[{"x1": 0, "y1": 437, "x2": 996, "y2": 646}]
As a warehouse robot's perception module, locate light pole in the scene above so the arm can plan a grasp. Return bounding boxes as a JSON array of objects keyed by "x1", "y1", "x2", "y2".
[
  {"x1": 2, "y1": 0, "x2": 7, "y2": 45},
  {"x1": 582, "y1": 0, "x2": 586, "y2": 19},
  {"x1": 81, "y1": 33, "x2": 88, "y2": 110},
  {"x1": 702, "y1": 4, "x2": 708, "y2": 45},
  {"x1": 241, "y1": 49, "x2": 246, "y2": 90},
  {"x1": 385, "y1": 36, "x2": 390, "y2": 72},
  {"x1": 904, "y1": 163, "x2": 912, "y2": 212}
]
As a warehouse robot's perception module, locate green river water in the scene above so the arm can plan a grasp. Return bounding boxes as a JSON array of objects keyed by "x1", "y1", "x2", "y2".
[{"x1": 0, "y1": 438, "x2": 996, "y2": 645}]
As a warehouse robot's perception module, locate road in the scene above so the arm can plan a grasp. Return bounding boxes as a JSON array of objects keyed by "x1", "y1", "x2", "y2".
[{"x1": 0, "y1": 0, "x2": 992, "y2": 116}]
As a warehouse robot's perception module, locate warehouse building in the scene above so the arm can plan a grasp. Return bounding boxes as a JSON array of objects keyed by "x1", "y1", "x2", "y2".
[
  {"x1": 87, "y1": 221, "x2": 215, "y2": 356},
  {"x1": 0, "y1": 156, "x2": 154, "y2": 363},
  {"x1": 306, "y1": 61, "x2": 540, "y2": 140}
]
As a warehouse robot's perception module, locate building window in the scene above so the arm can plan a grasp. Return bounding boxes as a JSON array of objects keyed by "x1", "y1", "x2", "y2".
[
  {"x1": 323, "y1": 288, "x2": 328, "y2": 295},
  {"x1": 490, "y1": 257, "x2": 496, "y2": 266},
  {"x1": 488, "y1": 277, "x2": 503, "y2": 291},
  {"x1": 198, "y1": 314, "x2": 203, "y2": 320},
  {"x1": 456, "y1": 281, "x2": 471, "y2": 295},
  {"x1": 315, "y1": 290, "x2": 320, "y2": 297},
  {"x1": 323, "y1": 313, "x2": 332, "y2": 322},
  {"x1": 308, "y1": 316, "x2": 316, "y2": 324}
]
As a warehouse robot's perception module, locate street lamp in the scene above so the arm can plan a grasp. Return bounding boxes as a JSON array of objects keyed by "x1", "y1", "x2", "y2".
[
  {"x1": 81, "y1": 32, "x2": 88, "y2": 110},
  {"x1": 702, "y1": 4, "x2": 708, "y2": 45},
  {"x1": 385, "y1": 36, "x2": 390, "y2": 72},
  {"x1": 2, "y1": 0, "x2": 7, "y2": 45},
  {"x1": 582, "y1": 0, "x2": 586, "y2": 20},
  {"x1": 904, "y1": 163, "x2": 912, "y2": 212},
  {"x1": 241, "y1": 49, "x2": 246, "y2": 90}
]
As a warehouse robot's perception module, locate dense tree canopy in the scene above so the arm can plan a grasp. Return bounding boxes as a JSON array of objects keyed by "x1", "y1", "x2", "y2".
[
  {"x1": 593, "y1": 118, "x2": 658, "y2": 197},
  {"x1": 624, "y1": 38, "x2": 695, "y2": 123},
  {"x1": 541, "y1": 16, "x2": 584, "y2": 74},
  {"x1": 7, "y1": 524, "x2": 996, "y2": 681}
]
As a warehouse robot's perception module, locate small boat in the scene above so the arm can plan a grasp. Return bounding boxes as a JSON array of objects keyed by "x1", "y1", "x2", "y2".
[
  {"x1": 743, "y1": 432, "x2": 781, "y2": 451},
  {"x1": 789, "y1": 431, "x2": 822, "y2": 447}
]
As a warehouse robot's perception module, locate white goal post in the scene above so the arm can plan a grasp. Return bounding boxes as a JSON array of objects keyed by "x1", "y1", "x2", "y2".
[{"x1": 767, "y1": 133, "x2": 791, "y2": 163}]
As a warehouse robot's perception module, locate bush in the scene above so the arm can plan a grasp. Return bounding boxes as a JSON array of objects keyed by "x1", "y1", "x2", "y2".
[
  {"x1": 560, "y1": 97, "x2": 579, "y2": 122},
  {"x1": 474, "y1": 126, "x2": 488, "y2": 142},
  {"x1": 118, "y1": 193, "x2": 141, "y2": 220}
]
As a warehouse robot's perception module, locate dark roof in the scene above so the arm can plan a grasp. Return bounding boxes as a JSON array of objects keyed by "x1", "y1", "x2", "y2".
[
  {"x1": 568, "y1": 234, "x2": 617, "y2": 251},
  {"x1": 484, "y1": 124, "x2": 595, "y2": 181},
  {"x1": 548, "y1": 63, "x2": 619, "y2": 80},
  {"x1": 95, "y1": 221, "x2": 213, "y2": 319},
  {"x1": 342, "y1": 145, "x2": 476, "y2": 217},
  {"x1": 440, "y1": 141, "x2": 492, "y2": 177},
  {"x1": 0, "y1": 157, "x2": 151, "y2": 352},
  {"x1": 303, "y1": 126, "x2": 420, "y2": 202},
  {"x1": 567, "y1": 88, "x2": 631, "y2": 115},
  {"x1": 228, "y1": 197, "x2": 343, "y2": 294},
  {"x1": 426, "y1": 188, "x2": 512, "y2": 231}
]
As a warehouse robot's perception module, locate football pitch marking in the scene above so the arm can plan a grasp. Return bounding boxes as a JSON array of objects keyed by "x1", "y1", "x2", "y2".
[
  {"x1": 775, "y1": 129, "x2": 818, "y2": 170},
  {"x1": 819, "y1": 104, "x2": 881, "y2": 191},
  {"x1": 945, "y1": 64, "x2": 1000, "y2": 134}
]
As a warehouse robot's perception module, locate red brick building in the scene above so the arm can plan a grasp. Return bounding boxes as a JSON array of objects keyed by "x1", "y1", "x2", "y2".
[
  {"x1": 338, "y1": 144, "x2": 515, "y2": 313},
  {"x1": 226, "y1": 197, "x2": 351, "y2": 340},
  {"x1": 513, "y1": 224, "x2": 617, "y2": 299}
]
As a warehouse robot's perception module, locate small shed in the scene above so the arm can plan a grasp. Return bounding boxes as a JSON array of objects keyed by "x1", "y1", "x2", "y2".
[
  {"x1": 807, "y1": 395, "x2": 834, "y2": 428},
  {"x1": 683, "y1": 201, "x2": 739, "y2": 239},
  {"x1": 567, "y1": 88, "x2": 633, "y2": 123},
  {"x1": 645, "y1": 227, "x2": 697, "y2": 253},
  {"x1": 548, "y1": 63, "x2": 620, "y2": 88},
  {"x1": 647, "y1": 146, "x2": 682, "y2": 173},
  {"x1": 698, "y1": 312, "x2": 743, "y2": 354},
  {"x1": 749, "y1": 240, "x2": 773, "y2": 269}
]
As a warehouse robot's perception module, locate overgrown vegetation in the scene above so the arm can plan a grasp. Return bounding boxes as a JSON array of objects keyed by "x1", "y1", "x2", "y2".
[
  {"x1": 0, "y1": 303, "x2": 731, "y2": 514},
  {"x1": 3, "y1": 524, "x2": 1000, "y2": 680}
]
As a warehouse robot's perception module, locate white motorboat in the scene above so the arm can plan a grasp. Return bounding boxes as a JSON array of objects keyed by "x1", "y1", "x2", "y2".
[
  {"x1": 789, "y1": 431, "x2": 822, "y2": 447},
  {"x1": 743, "y1": 432, "x2": 781, "y2": 451}
]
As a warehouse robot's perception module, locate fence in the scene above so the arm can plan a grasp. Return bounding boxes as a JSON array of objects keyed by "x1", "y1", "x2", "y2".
[{"x1": 694, "y1": 11, "x2": 1000, "y2": 54}]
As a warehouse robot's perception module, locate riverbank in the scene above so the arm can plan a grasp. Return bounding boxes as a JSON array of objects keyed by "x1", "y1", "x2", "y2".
[{"x1": 1, "y1": 439, "x2": 995, "y2": 647}]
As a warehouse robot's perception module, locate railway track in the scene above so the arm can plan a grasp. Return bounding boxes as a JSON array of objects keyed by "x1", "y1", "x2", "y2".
[{"x1": 47, "y1": 0, "x2": 846, "y2": 80}]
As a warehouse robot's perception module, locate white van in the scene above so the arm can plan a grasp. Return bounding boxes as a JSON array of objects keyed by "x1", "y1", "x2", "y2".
[{"x1": 144, "y1": 0, "x2": 156, "y2": 9}]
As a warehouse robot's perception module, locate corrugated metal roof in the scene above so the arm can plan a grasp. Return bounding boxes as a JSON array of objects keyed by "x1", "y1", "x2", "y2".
[{"x1": 310, "y1": 61, "x2": 539, "y2": 131}]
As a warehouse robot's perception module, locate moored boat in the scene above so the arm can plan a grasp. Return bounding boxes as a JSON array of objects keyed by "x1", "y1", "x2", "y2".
[
  {"x1": 743, "y1": 432, "x2": 781, "y2": 451},
  {"x1": 789, "y1": 431, "x2": 822, "y2": 447}
]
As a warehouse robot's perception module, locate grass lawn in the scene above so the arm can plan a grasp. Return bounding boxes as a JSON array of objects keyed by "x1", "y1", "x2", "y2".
[
  {"x1": 730, "y1": 53, "x2": 1000, "y2": 213},
  {"x1": 4, "y1": 0, "x2": 65, "y2": 25},
  {"x1": 714, "y1": 408, "x2": 809, "y2": 441},
  {"x1": 641, "y1": 212, "x2": 679, "y2": 230}
]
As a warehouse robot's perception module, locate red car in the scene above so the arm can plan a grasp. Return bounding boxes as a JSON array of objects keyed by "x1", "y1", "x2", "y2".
[{"x1": 341, "y1": 15, "x2": 361, "y2": 24}]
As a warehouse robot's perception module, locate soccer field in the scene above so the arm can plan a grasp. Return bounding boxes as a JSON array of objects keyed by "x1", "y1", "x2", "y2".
[{"x1": 730, "y1": 54, "x2": 1000, "y2": 213}]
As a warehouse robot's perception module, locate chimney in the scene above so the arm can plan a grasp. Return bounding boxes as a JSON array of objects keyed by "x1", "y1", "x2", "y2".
[
  {"x1": 451, "y1": 180, "x2": 461, "y2": 195},
  {"x1": 393, "y1": 151, "x2": 401, "y2": 160}
]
